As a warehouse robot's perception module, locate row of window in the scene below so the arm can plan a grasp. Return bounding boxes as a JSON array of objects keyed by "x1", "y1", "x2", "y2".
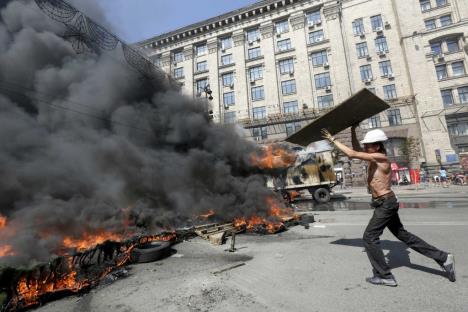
[
  {"x1": 420, "y1": 0, "x2": 448, "y2": 12},
  {"x1": 359, "y1": 61, "x2": 394, "y2": 80},
  {"x1": 430, "y1": 37, "x2": 461, "y2": 55},
  {"x1": 448, "y1": 122, "x2": 468, "y2": 137},
  {"x1": 441, "y1": 86, "x2": 468, "y2": 107},
  {"x1": 356, "y1": 36, "x2": 389, "y2": 57},
  {"x1": 368, "y1": 108, "x2": 402, "y2": 128},
  {"x1": 223, "y1": 95, "x2": 334, "y2": 125},
  {"x1": 169, "y1": 10, "x2": 323, "y2": 63},
  {"x1": 352, "y1": 14, "x2": 384, "y2": 36},
  {"x1": 424, "y1": 14, "x2": 452, "y2": 30},
  {"x1": 435, "y1": 60, "x2": 466, "y2": 80}
]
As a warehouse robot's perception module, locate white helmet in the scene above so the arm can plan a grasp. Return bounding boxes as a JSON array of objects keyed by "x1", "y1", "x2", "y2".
[{"x1": 360, "y1": 129, "x2": 388, "y2": 144}]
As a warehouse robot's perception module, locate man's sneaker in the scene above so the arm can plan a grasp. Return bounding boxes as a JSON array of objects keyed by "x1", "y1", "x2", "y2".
[
  {"x1": 365, "y1": 276, "x2": 398, "y2": 287},
  {"x1": 439, "y1": 253, "x2": 456, "y2": 282}
]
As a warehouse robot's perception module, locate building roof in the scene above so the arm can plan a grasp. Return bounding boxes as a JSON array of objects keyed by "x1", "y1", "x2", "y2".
[{"x1": 136, "y1": 0, "x2": 306, "y2": 48}]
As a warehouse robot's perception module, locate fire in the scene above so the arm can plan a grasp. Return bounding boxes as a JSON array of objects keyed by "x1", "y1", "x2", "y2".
[
  {"x1": 250, "y1": 144, "x2": 296, "y2": 169},
  {"x1": 0, "y1": 244, "x2": 15, "y2": 257},
  {"x1": 62, "y1": 230, "x2": 124, "y2": 252},
  {"x1": 198, "y1": 210, "x2": 215, "y2": 220},
  {"x1": 16, "y1": 256, "x2": 89, "y2": 308},
  {"x1": 0, "y1": 214, "x2": 6, "y2": 229},
  {"x1": 233, "y1": 197, "x2": 297, "y2": 234}
]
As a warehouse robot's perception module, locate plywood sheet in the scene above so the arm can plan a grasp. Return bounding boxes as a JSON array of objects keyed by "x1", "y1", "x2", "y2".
[{"x1": 286, "y1": 89, "x2": 390, "y2": 146}]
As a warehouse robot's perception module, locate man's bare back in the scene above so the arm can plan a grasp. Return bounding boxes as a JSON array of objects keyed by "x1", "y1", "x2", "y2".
[{"x1": 367, "y1": 158, "x2": 392, "y2": 198}]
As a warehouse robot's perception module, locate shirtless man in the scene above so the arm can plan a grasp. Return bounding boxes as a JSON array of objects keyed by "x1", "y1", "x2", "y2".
[{"x1": 321, "y1": 126, "x2": 455, "y2": 286}]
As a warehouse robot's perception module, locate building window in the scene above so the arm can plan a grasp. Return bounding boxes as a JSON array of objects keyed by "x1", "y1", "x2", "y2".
[
  {"x1": 196, "y1": 61, "x2": 208, "y2": 72},
  {"x1": 436, "y1": 0, "x2": 447, "y2": 6},
  {"x1": 317, "y1": 95, "x2": 334, "y2": 109},
  {"x1": 249, "y1": 66, "x2": 263, "y2": 81},
  {"x1": 452, "y1": 61, "x2": 466, "y2": 77},
  {"x1": 420, "y1": 0, "x2": 431, "y2": 11},
  {"x1": 223, "y1": 91, "x2": 235, "y2": 106},
  {"x1": 448, "y1": 123, "x2": 468, "y2": 136},
  {"x1": 370, "y1": 15, "x2": 383, "y2": 31},
  {"x1": 446, "y1": 38, "x2": 460, "y2": 52},
  {"x1": 173, "y1": 51, "x2": 184, "y2": 63},
  {"x1": 221, "y1": 54, "x2": 233, "y2": 66},
  {"x1": 251, "y1": 86, "x2": 265, "y2": 101},
  {"x1": 311, "y1": 50, "x2": 328, "y2": 66},
  {"x1": 174, "y1": 67, "x2": 184, "y2": 78},
  {"x1": 360, "y1": 64, "x2": 373, "y2": 81},
  {"x1": 196, "y1": 79, "x2": 208, "y2": 94},
  {"x1": 368, "y1": 115, "x2": 381, "y2": 128},
  {"x1": 375, "y1": 36, "x2": 388, "y2": 53},
  {"x1": 356, "y1": 42, "x2": 369, "y2": 57},
  {"x1": 248, "y1": 47, "x2": 261, "y2": 59},
  {"x1": 247, "y1": 28, "x2": 260, "y2": 42},
  {"x1": 152, "y1": 55, "x2": 161, "y2": 66},
  {"x1": 281, "y1": 79, "x2": 297, "y2": 95},
  {"x1": 387, "y1": 108, "x2": 402, "y2": 126},
  {"x1": 430, "y1": 42, "x2": 442, "y2": 55},
  {"x1": 441, "y1": 89, "x2": 454, "y2": 107},
  {"x1": 283, "y1": 100, "x2": 299, "y2": 113},
  {"x1": 425, "y1": 19, "x2": 436, "y2": 30},
  {"x1": 224, "y1": 111, "x2": 236, "y2": 124},
  {"x1": 352, "y1": 18, "x2": 365, "y2": 35},
  {"x1": 277, "y1": 39, "x2": 292, "y2": 52},
  {"x1": 196, "y1": 44, "x2": 207, "y2": 56},
  {"x1": 275, "y1": 20, "x2": 289, "y2": 34},
  {"x1": 222, "y1": 72, "x2": 234, "y2": 86},
  {"x1": 435, "y1": 64, "x2": 447, "y2": 80},
  {"x1": 253, "y1": 106, "x2": 266, "y2": 120},
  {"x1": 458, "y1": 86, "x2": 468, "y2": 104},
  {"x1": 306, "y1": 10, "x2": 321, "y2": 25},
  {"x1": 252, "y1": 126, "x2": 268, "y2": 140},
  {"x1": 314, "y1": 72, "x2": 331, "y2": 89},
  {"x1": 309, "y1": 30, "x2": 324, "y2": 44},
  {"x1": 285, "y1": 122, "x2": 301, "y2": 136},
  {"x1": 379, "y1": 60, "x2": 393, "y2": 76},
  {"x1": 220, "y1": 37, "x2": 232, "y2": 50},
  {"x1": 279, "y1": 58, "x2": 294, "y2": 74},
  {"x1": 440, "y1": 15, "x2": 452, "y2": 27},
  {"x1": 383, "y1": 84, "x2": 397, "y2": 99}
]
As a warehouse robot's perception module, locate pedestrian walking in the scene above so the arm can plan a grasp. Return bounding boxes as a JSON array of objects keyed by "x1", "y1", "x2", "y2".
[
  {"x1": 440, "y1": 167, "x2": 448, "y2": 188},
  {"x1": 321, "y1": 126, "x2": 455, "y2": 286}
]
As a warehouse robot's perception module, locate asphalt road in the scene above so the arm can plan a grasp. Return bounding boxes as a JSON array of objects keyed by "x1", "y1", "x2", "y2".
[{"x1": 36, "y1": 192, "x2": 468, "y2": 312}]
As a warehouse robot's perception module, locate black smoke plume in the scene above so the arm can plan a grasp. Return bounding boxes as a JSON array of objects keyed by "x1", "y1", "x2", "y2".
[{"x1": 0, "y1": 0, "x2": 275, "y2": 267}]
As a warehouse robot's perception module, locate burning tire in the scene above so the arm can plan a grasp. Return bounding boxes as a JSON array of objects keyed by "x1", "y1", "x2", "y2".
[
  {"x1": 313, "y1": 187, "x2": 330, "y2": 203},
  {"x1": 130, "y1": 241, "x2": 171, "y2": 263}
]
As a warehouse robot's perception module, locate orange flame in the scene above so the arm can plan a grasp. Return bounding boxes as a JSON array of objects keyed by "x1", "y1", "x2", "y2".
[
  {"x1": 233, "y1": 197, "x2": 299, "y2": 234},
  {"x1": 198, "y1": 210, "x2": 215, "y2": 220},
  {"x1": 0, "y1": 215, "x2": 6, "y2": 229},
  {"x1": 250, "y1": 145, "x2": 296, "y2": 169},
  {"x1": 62, "y1": 230, "x2": 124, "y2": 252},
  {"x1": 0, "y1": 244, "x2": 15, "y2": 257},
  {"x1": 16, "y1": 256, "x2": 89, "y2": 307}
]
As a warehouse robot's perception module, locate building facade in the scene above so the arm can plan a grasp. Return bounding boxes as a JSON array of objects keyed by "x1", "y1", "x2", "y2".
[{"x1": 137, "y1": 0, "x2": 468, "y2": 173}]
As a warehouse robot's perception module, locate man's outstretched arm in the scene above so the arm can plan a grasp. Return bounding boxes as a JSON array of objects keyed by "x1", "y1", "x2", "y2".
[{"x1": 321, "y1": 129, "x2": 387, "y2": 162}]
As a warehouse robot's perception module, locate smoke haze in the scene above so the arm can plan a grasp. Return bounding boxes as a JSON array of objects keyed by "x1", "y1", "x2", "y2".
[{"x1": 0, "y1": 0, "x2": 274, "y2": 267}]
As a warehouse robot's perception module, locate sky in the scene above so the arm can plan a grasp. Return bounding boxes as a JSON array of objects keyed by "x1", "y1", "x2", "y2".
[{"x1": 96, "y1": 0, "x2": 260, "y2": 43}]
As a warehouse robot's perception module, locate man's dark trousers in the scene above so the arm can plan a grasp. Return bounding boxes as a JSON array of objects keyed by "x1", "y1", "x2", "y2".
[{"x1": 363, "y1": 194, "x2": 448, "y2": 278}]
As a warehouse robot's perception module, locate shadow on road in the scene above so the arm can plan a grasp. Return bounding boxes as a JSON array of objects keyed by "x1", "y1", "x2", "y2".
[{"x1": 330, "y1": 238, "x2": 446, "y2": 278}]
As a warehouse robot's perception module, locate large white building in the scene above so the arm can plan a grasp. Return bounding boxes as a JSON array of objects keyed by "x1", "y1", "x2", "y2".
[{"x1": 137, "y1": 0, "x2": 468, "y2": 174}]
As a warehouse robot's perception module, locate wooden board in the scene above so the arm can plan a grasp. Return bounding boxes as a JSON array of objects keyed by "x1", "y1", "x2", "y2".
[{"x1": 286, "y1": 89, "x2": 390, "y2": 146}]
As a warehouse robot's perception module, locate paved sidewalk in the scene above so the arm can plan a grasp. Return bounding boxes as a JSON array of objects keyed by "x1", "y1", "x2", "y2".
[{"x1": 334, "y1": 184, "x2": 468, "y2": 198}]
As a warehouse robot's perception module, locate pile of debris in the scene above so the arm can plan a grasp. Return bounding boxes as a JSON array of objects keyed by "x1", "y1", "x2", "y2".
[{"x1": 0, "y1": 212, "x2": 312, "y2": 312}]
